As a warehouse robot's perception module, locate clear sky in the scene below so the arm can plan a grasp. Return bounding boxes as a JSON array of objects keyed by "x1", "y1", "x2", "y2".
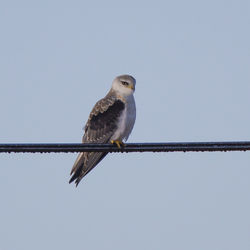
[{"x1": 0, "y1": 1, "x2": 250, "y2": 250}]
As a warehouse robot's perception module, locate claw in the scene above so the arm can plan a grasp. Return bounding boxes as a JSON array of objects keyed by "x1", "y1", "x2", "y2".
[{"x1": 111, "y1": 140, "x2": 125, "y2": 148}]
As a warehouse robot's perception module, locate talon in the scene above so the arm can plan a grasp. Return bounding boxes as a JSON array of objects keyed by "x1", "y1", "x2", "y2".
[{"x1": 111, "y1": 140, "x2": 125, "y2": 148}]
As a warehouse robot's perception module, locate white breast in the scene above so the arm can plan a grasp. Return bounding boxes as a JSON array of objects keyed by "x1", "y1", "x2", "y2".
[{"x1": 111, "y1": 95, "x2": 136, "y2": 142}]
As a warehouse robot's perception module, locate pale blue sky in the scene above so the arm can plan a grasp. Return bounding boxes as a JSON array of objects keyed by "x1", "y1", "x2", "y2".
[{"x1": 0, "y1": 1, "x2": 250, "y2": 250}]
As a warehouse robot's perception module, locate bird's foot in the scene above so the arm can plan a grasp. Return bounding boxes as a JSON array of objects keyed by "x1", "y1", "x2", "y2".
[{"x1": 111, "y1": 140, "x2": 125, "y2": 149}]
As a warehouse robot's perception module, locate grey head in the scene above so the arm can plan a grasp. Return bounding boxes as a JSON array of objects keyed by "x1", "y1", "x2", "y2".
[{"x1": 111, "y1": 74, "x2": 136, "y2": 96}]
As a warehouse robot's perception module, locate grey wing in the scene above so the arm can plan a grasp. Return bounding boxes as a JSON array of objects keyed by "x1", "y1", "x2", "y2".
[{"x1": 69, "y1": 95, "x2": 125, "y2": 186}]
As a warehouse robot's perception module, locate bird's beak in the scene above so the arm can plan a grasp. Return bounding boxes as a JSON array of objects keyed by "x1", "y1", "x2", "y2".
[{"x1": 128, "y1": 85, "x2": 135, "y2": 91}]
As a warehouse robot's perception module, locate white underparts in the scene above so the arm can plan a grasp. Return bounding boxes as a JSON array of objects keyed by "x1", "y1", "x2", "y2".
[{"x1": 111, "y1": 94, "x2": 136, "y2": 142}]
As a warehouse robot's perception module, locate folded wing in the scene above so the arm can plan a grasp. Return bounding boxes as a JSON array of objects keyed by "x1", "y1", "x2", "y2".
[{"x1": 69, "y1": 94, "x2": 125, "y2": 186}]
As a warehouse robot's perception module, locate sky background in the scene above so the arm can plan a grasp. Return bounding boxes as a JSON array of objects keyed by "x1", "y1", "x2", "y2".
[{"x1": 0, "y1": 1, "x2": 250, "y2": 250}]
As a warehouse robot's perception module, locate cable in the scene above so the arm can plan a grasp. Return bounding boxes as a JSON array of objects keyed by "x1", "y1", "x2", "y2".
[{"x1": 1, "y1": 141, "x2": 250, "y2": 153}]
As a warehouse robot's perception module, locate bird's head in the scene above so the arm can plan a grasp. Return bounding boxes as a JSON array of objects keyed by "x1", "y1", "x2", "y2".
[{"x1": 111, "y1": 75, "x2": 136, "y2": 97}]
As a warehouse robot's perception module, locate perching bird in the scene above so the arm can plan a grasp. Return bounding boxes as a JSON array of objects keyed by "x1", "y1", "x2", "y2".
[{"x1": 69, "y1": 74, "x2": 136, "y2": 186}]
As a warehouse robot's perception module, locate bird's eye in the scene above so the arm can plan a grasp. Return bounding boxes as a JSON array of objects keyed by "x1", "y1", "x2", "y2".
[{"x1": 121, "y1": 81, "x2": 129, "y2": 86}]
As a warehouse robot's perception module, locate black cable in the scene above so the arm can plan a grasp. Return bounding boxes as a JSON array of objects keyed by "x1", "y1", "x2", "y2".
[{"x1": 1, "y1": 141, "x2": 250, "y2": 153}]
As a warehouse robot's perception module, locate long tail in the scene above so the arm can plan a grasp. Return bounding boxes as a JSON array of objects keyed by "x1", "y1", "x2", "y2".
[
  {"x1": 69, "y1": 152, "x2": 108, "y2": 186},
  {"x1": 69, "y1": 152, "x2": 85, "y2": 185}
]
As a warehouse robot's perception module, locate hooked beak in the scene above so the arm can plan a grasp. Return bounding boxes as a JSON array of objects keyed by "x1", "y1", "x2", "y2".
[{"x1": 128, "y1": 85, "x2": 135, "y2": 91}]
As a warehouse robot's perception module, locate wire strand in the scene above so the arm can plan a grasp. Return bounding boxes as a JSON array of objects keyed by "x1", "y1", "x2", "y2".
[{"x1": 1, "y1": 141, "x2": 250, "y2": 153}]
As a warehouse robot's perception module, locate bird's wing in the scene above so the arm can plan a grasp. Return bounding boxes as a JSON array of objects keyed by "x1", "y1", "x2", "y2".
[{"x1": 69, "y1": 94, "x2": 125, "y2": 186}]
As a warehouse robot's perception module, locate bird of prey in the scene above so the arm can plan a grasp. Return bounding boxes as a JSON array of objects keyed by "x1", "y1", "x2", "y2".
[{"x1": 69, "y1": 74, "x2": 136, "y2": 186}]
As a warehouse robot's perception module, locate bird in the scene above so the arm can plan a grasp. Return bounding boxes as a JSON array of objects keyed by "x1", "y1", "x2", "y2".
[{"x1": 69, "y1": 74, "x2": 136, "y2": 186}]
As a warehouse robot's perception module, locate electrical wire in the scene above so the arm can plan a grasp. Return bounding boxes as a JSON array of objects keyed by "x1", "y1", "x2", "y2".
[{"x1": 1, "y1": 141, "x2": 250, "y2": 153}]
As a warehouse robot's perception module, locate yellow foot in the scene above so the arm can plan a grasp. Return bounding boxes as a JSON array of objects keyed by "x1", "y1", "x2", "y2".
[{"x1": 111, "y1": 140, "x2": 125, "y2": 149}]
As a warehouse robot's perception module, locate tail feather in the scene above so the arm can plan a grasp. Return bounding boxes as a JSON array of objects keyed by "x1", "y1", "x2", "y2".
[
  {"x1": 69, "y1": 167, "x2": 82, "y2": 184},
  {"x1": 69, "y1": 152, "x2": 108, "y2": 186},
  {"x1": 69, "y1": 152, "x2": 85, "y2": 186},
  {"x1": 70, "y1": 153, "x2": 84, "y2": 175}
]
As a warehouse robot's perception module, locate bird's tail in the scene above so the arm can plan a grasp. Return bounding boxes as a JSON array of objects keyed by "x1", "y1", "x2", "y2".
[
  {"x1": 69, "y1": 152, "x2": 85, "y2": 186},
  {"x1": 69, "y1": 152, "x2": 108, "y2": 186}
]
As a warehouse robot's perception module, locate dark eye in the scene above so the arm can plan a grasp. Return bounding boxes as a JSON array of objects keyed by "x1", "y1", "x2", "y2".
[{"x1": 121, "y1": 81, "x2": 129, "y2": 86}]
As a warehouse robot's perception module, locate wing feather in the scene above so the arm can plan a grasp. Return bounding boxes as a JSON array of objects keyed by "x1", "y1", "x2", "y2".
[{"x1": 69, "y1": 94, "x2": 125, "y2": 186}]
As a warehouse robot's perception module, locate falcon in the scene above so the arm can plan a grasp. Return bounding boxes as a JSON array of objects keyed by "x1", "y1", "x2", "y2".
[{"x1": 69, "y1": 75, "x2": 136, "y2": 186}]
